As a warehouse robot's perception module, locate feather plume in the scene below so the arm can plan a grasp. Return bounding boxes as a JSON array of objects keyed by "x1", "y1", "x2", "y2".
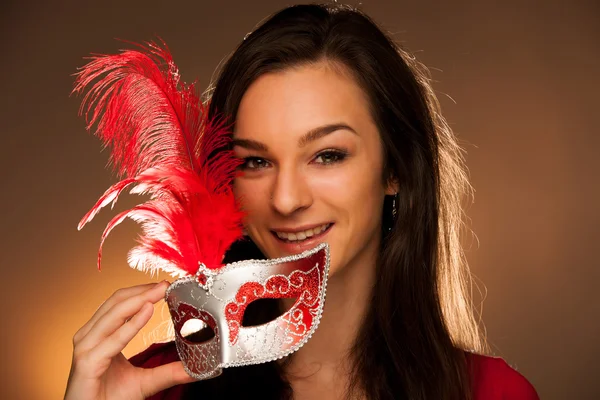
[{"x1": 73, "y1": 40, "x2": 243, "y2": 276}]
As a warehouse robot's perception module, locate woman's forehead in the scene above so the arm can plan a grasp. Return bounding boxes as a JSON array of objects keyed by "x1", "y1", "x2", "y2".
[{"x1": 234, "y1": 64, "x2": 373, "y2": 142}]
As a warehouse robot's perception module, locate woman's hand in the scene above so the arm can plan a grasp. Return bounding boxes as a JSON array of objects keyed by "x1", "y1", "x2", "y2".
[{"x1": 64, "y1": 281, "x2": 195, "y2": 400}]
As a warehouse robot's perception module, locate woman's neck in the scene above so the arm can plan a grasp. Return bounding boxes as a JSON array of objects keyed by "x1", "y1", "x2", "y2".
[{"x1": 283, "y1": 233, "x2": 380, "y2": 399}]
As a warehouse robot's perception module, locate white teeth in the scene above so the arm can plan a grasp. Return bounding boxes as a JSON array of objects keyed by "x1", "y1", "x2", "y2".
[{"x1": 275, "y1": 224, "x2": 330, "y2": 242}]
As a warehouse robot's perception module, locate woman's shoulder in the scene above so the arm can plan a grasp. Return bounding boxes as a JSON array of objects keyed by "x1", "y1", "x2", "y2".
[{"x1": 466, "y1": 352, "x2": 540, "y2": 400}]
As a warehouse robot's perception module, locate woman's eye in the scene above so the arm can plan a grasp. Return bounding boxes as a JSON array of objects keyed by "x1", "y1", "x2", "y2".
[
  {"x1": 313, "y1": 150, "x2": 348, "y2": 165},
  {"x1": 240, "y1": 157, "x2": 270, "y2": 170}
]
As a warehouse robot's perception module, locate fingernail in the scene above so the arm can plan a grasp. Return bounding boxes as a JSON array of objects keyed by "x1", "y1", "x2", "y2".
[{"x1": 157, "y1": 280, "x2": 170, "y2": 287}]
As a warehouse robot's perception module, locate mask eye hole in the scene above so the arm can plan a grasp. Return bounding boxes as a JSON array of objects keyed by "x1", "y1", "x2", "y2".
[
  {"x1": 180, "y1": 318, "x2": 216, "y2": 343},
  {"x1": 241, "y1": 297, "x2": 298, "y2": 327}
]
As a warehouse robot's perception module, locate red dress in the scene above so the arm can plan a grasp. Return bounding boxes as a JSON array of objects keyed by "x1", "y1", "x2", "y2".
[{"x1": 130, "y1": 341, "x2": 539, "y2": 399}]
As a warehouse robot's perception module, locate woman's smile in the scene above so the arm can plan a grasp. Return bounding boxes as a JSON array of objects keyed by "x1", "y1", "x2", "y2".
[{"x1": 270, "y1": 222, "x2": 334, "y2": 253}]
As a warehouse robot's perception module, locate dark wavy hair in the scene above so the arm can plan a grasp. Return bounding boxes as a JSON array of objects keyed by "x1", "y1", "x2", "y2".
[{"x1": 184, "y1": 3, "x2": 485, "y2": 399}]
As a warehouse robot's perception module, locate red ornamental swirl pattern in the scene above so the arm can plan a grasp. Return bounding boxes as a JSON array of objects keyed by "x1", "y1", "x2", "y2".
[{"x1": 224, "y1": 265, "x2": 321, "y2": 345}]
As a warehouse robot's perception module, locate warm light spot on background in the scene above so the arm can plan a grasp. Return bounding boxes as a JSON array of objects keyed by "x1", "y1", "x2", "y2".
[{"x1": 12, "y1": 232, "x2": 177, "y2": 399}]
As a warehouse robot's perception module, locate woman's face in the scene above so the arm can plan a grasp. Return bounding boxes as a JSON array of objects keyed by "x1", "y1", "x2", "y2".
[{"x1": 233, "y1": 62, "x2": 395, "y2": 277}]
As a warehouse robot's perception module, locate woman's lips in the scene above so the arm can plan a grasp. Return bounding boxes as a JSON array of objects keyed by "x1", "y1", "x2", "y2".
[{"x1": 271, "y1": 223, "x2": 333, "y2": 252}]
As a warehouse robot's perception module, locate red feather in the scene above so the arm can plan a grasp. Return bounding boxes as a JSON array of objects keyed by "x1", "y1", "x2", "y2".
[{"x1": 74, "y1": 40, "x2": 244, "y2": 276}]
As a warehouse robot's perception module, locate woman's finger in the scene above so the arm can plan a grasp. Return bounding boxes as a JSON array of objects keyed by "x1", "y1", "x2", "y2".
[
  {"x1": 74, "y1": 282, "x2": 161, "y2": 342},
  {"x1": 138, "y1": 361, "x2": 197, "y2": 398},
  {"x1": 78, "y1": 282, "x2": 168, "y2": 351},
  {"x1": 87, "y1": 301, "x2": 155, "y2": 361}
]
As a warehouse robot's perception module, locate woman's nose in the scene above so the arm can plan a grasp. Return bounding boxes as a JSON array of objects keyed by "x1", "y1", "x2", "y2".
[{"x1": 270, "y1": 167, "x2": 313, "y2": 216}]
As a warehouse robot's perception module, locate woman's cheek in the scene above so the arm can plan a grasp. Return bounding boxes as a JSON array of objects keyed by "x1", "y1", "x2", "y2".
[
  {"x1": 310, "y1": 159, "x2": 364, "y2": 198},
  {"x1": 233, "y1": 181, "x2": 268, "y2": 238},
  {"x1": 235, "y1": 175, "x2": 266, "y2": 207}
]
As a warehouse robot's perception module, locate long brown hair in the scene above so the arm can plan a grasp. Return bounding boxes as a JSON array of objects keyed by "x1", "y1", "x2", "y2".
[{"x1": 186, "y1": 3, "x2": 485, "y2": 399}]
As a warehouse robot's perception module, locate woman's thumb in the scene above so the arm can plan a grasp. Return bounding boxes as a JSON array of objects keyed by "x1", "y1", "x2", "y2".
[{"x1": 139, "y1": 361, "x2": 197, "y2": 398}]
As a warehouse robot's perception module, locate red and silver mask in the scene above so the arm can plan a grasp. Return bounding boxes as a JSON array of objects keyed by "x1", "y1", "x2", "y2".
[
  {"x1": 73, "y1": 41, "x2": 331, "y2": 381},
  {"x1": 165, "y1": 243, "x2": 329, "y2": 380}
]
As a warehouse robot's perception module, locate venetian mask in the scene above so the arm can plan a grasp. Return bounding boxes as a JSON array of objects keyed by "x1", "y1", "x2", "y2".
[{"x1": 166, "y1": 243, "x2": 329, "y2": 379}]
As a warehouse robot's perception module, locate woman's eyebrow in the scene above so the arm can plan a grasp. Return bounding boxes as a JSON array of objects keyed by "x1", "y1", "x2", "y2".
[
  {"x1": 232, "y1": 123, "x2": 357, "y2": 151},
  {"x1": 298, "y1": 123, "x2": 357, "y2": 148},
  {"x1": 231, "y1": 138, "x2": 268, "y2": 151}
]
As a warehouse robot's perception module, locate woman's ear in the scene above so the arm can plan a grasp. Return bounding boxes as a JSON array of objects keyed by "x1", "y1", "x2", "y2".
[{"x1": 384, "y1": 175, "x2": 399, "y2": 196}]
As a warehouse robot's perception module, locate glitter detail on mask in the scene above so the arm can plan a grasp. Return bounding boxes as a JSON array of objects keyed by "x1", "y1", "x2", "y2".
[
  {"x1": 195, "y1": 262, "x2": 216, "y2": 291},
  {"x1": 165, "y1": 242, "x2": 330, "y2": 380},
  {"x1": 169, "y1": 303, "x2": 221, "y2": 379}
]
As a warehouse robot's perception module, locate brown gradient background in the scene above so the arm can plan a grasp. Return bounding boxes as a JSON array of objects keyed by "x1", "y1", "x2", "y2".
[{"x1": 1, "y1": 0, "x2": 598, "y2": 399}]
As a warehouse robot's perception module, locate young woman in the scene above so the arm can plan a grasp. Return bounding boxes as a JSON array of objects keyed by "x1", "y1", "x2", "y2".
[{"x1": 64, "y1": 4, "x2": 539, "y2": 399}]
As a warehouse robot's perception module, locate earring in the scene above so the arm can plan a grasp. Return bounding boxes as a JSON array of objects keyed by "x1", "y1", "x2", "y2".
[{"x1": 388, "y1": 192, "x2": 398, "y2": 232}]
